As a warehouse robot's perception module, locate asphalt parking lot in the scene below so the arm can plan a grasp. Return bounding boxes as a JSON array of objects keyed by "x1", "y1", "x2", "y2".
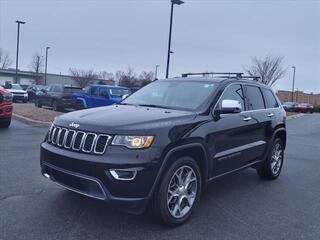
[{"x1": 1, "y1": 114, "x2": 320, "y2": 240}]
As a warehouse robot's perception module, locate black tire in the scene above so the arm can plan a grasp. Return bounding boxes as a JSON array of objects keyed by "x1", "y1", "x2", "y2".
[
  {"x1": 0, "y1": 118, "x2": 11, "y2": 128},
  {"x1": 152, "y1": 156, "x2": 201, "y2": 226},
  {"x1": 75, "y1": 101, "x2": 84, "y2": 110},
  {"x1": 257, "y1": 138, "x2": 284, "y2": 180},
  {"x1": 52, "y1": 100, "x2": 62, "y2": 112},
  {"x1": 35, "y1": 99, "x2": 42, "y2": 108}
]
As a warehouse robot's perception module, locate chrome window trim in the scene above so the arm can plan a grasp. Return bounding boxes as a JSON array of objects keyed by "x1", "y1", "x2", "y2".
[
  {"x1": 212, "y1": 82, "x2": 281, "y2": 115},
  {"x1": 72, "y1": 131, "x2": 86, "y2": 151},
  {"x1": 94, "y1": 134, "x2": 111, "y2": 154},
  {"x1": 82, "y1": 133, "x2": 98, "y2": 153},
  {"x1": 64, "y1": 130, "x2": 75, "y2": 149}
]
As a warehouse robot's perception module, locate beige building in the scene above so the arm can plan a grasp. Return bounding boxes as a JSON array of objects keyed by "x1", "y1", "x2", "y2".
[{"x1": 277, "y1": 90, "x2": 320, "y2": 106}]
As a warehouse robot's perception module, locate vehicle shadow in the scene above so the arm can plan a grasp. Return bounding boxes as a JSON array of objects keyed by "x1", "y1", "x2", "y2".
[{"x1": 46, "y1": 168, "x2": 269, "y2": 238}]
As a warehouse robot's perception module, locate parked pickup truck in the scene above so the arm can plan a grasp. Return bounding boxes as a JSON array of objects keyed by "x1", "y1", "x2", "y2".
[{"x1": 72, "y1": 85, "x2": 131, "y2": 110}]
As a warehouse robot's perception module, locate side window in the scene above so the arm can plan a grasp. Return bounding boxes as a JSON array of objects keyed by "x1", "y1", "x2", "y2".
[
  {"x1": 245, "y1": 85, "x2": 265, "y2": 110},
  {"x1": 261, "y1": 88, "x2": 279, "y2": 108},
  {"x1": 218, "y1": 84, "x2": 245, "y2": 111},
  {"x1": 99, "y1": 88, "x2": 108, "y2": 98},
  {"x1": 90, "y1": 87, "x2": 97, "y2": 96}
]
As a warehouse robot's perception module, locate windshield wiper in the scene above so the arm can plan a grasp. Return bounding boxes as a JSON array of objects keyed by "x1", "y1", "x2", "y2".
[{"x1": 136, "y1": 104, "x2": 173, "y2": 110}]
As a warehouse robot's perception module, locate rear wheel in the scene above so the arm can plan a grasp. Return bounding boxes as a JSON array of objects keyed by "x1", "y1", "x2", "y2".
[
  {"x1": 35, "y1": 99, "x2": 42, "y2": 108},
  {"x1": 152, "y1": 156, "x2": 201, "y2": 226},
  {"x1": 52, "y1": 100, "x2": 63, "y2": 112},
  {"x1": 75, "y1": 101, "x2": 84, "y2": 110},
  {"x1": 257, "y1": 138, "x2": 284, "y2": 180},
  {"x1": 0, "y1": 118, "x2": 11, "y2": 128}
]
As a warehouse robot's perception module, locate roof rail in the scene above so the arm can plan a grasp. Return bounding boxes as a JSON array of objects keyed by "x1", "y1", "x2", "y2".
[
  {"x1": 181, "y1": 72, "x2": 243, "y2": 78},
  {"x1": 241, "y1": 76, "x2": 261, "y2": 81}
]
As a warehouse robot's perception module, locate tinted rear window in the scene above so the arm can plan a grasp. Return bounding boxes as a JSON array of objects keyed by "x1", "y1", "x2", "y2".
[
  {"x1": 245, "y1": 85, "x2": 265, "y2": 110},
  {"x1": 262, "y1": 88, "x2": 279, "y2": 108}
]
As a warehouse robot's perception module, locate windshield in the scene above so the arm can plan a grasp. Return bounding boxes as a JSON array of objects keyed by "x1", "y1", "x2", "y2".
[
  {"x1": 11, "y1": 84, "x2": 23, "y2": 90},
  {"x1": 108, "y1": 88, "x2": 131, "y2": 97},
  {"x1": 122, "y1": 80, "x2": 216, "y2": 111}
]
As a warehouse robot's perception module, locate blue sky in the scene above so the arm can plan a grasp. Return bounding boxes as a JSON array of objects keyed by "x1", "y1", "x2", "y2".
[{"x1": 0, "y1": 0, "x2": 319, "y2": 92}]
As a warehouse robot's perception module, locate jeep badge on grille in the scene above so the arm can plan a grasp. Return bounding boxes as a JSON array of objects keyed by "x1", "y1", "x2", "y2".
[{"x1": 69, "y1": 122, "x2": 80, "y2": 129}]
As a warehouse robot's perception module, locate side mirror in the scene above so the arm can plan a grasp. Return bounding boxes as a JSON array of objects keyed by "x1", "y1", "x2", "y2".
[
  {"x1": 41, "y1": 89, "x2": 47, "y2": 93},
  {"x1": 215, "y1": 99, "x2": 242, "y2": 115},
  {"x1": 122, "y1": 94, "x2": 129, "y2": 100}
]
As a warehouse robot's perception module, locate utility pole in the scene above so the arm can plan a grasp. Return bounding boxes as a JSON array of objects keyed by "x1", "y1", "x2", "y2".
[
  {"x1": 44, "y1": 47, "x2": 50, "y2": 85},
  {"x1": 291, "y1": 66, "x2": 296, "y2": 102},
  {"x1": 15, "y1": 20, "x2": 26, "y2": 84}
]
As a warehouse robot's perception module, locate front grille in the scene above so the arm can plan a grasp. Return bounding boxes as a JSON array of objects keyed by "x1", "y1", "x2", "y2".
[{"x1": 48, "y1": 125, "x2": 111, "y2": 155}]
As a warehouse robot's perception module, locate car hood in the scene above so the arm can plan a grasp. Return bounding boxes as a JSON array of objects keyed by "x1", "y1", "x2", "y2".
[
  {"x1": 8, "y1": 89, "x2": 27, "y2": 94},
  {"x1": 54, "y1": 104, "x2": 197, "y2": 134}
]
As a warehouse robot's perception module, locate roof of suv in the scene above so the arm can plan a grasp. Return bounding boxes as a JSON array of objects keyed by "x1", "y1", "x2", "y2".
[{"x1": 167, "y1": 77, "x2": 267, "y2": 88}]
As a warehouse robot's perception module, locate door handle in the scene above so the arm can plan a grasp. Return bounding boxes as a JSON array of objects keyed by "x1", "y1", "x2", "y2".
[
  {"x1": 243, "y1": 116, "x2": 252, "y2": 121},
  {"x1": 267, "y1": 113, "x2": 274, "y2": 117}
]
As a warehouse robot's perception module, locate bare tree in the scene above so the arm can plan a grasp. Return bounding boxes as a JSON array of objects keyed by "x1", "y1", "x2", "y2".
[
  {"x1": 138, "y1": 71, "x2": 154, "y2": 87},
  {"x1": 69, "y1": 68, "x2": 98, "y2": 88},
  {"x1": 116, "y1": 67, "x2": 137, "y2": 88},
  {"x1": 98, "y1": 71, "x2": 114, "y2": 81},
  {"x1": 0, "y1": 48, "x2": 13, "y2": 69},
  {"x1": 29, "y1": 53, "x2": 44, "y2": 73},
  {"x1": 245, "y1": 56, "x2": 286, "y2": 86}
]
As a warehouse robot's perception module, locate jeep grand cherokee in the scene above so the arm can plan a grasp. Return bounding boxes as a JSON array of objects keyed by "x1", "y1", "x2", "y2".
[{"x1": 40, "y1": 73, "x2": 286, "y2": 226}]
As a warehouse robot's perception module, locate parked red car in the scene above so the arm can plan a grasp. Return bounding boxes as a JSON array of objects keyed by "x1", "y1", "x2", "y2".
[
  {"x1": 0, "y1": 86, "x2": 13, "y2": 128},
  {"x1": 295, "y1": 103, "x2": 314, "y2": 113}
]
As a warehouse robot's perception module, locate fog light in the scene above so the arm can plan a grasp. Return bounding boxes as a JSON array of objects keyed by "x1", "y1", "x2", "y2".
[
  {"x1": 109, "y1": 169, "x2": 137, "y2": 181},
  {"x1": 43, "y1": 173, "x2": 50, "y2": 179}
]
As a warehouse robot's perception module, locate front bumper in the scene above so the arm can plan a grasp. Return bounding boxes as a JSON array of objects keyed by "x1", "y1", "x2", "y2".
[
  {"x1": 40, "y1": 142, "x2": 161, "y2": 214},
  {"x1": 0, "y1": 104, "x2": 12, "y2": 119},
  {"x1": 12, "y1": 94, "x2": 28, "y2": 101}
]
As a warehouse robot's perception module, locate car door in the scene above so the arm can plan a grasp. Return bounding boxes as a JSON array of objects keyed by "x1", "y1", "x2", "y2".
[
  {"x1": 209, "y1": 83, "x2": 258, "y2": 176},
  {"x1": 242, "y1": 85, "x2": 270, "y2": 162},
  {"x1": 96, "y1": 87, "x2": 109, "y2": 107}
]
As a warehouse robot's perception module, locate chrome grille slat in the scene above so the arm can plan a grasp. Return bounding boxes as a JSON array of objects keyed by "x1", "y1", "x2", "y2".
[{"x1": 47, "y1": 125, "x2": 109, "y2": 155}]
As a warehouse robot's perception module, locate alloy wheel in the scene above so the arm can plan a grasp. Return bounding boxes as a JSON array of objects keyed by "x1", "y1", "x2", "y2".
[
  {"x1": 271, "y1": 143, "x2": 283, "y2": 175},
  {"x1": 167, "y1": 166, "x2": 197, "y2": 218}
]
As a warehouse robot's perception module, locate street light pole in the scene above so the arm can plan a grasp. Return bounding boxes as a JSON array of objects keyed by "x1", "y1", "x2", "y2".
[
  {"x1": 155, "y1": 65, "x2": 160, "y2": 80},
  {"x1": 291, "y1": 66, "x2": 296, "y2": 102},
  {"x1": 44, "y1": 47, "x2": 50, "y2": 85},
  {"x1": 15, "y1": 20, "x2": 26, "y2": 84},
  {"x1": 165, "y1": 0, "x2": 184, "y2": 79}
]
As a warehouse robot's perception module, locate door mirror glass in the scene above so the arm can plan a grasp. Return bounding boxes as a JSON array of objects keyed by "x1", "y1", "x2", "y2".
[{"x1": 215, "y1": 99, "x2": 242, "y2": 115}]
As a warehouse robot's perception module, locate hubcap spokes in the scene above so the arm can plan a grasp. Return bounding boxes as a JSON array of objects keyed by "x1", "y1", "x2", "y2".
[
  {"x1": 271, "y1": 143, "x2": 283, "y2": 175},
  {"x1": 167, "y1": 166, "x2": 197, "y2": 218}
]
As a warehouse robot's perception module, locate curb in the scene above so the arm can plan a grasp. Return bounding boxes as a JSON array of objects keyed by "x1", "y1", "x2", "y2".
[
  {"x1": 287, "y1": 113, "x2": 305, "y2": 120},
  {"x1": 12, "y1": 113, "x2": 51, "y2": 127}
]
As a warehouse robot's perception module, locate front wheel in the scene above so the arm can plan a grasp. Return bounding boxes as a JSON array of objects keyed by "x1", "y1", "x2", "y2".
[
  {"x1": 257, "y1": 138, "x2": 284, "y2": 180},
  {"x1": 152, "y1": 156, "x2": 201, "y2": 226},
  {"x1": 35, "y1": 99, "x2": 42, "y2": 108},
  {"x1": 0, "y1": 118, "x2": 11, "y2": 128}
]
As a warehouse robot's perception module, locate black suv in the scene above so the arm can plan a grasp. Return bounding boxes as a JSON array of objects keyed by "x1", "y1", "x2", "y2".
[
  {"x1": 35, "y1": 84, "x2": 82, "y2": 111},
  {"x1": 40, "y1": 73, "x2": 286, "y2": 225}
]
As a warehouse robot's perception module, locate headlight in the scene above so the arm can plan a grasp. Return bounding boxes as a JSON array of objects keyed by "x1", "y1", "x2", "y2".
[{"x1": 111, "y1": 135, "x2": 154, "y2": 149}]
